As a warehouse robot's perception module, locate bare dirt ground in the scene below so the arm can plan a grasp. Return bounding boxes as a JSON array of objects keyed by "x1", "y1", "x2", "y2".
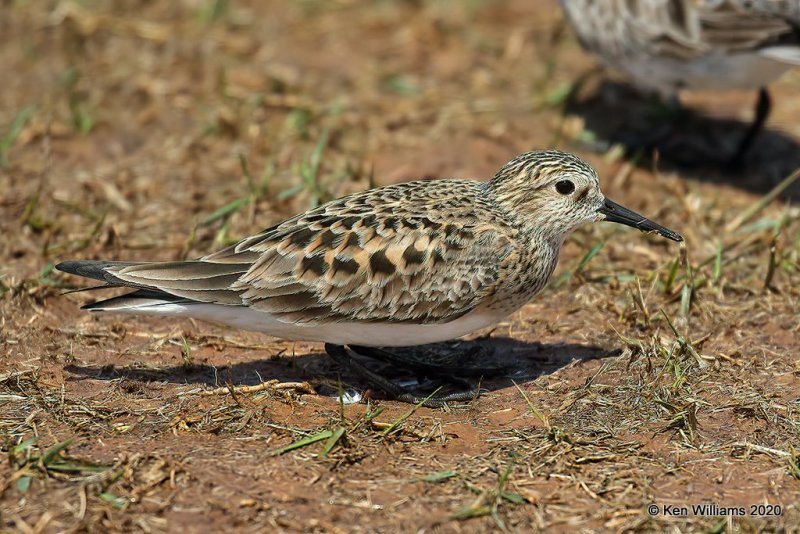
[{"x1": 2, "y1": 1, "x2": 800, "y2": 532}]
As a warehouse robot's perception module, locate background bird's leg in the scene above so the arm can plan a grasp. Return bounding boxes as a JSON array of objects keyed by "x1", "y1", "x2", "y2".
[
  {"x1": 730, "y1": 87, "x2": 771, "y2": 165},
  {"x1": 324, "y1": 344, "x2": 481, "y2": 406}
]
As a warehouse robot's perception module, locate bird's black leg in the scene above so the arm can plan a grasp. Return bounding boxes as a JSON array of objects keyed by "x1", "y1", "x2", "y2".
[
  {"x1": 350, "y1": 345, "x2": 474, "y2": 391},
  {"x1": 324, "y1": 344, "x2": 482, "y2": 407},
  {"x1": 349, "y1": 345, "x2": 506, "y2": 379},
  {"x1": 731, "y1": 87, "x2": 771, "y2": 166}
]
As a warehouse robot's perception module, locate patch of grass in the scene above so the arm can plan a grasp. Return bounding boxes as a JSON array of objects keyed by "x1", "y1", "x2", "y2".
[
  {"x1": 656, "y1": 399, "x2": 699, "y2": 446},
  {"x1": 629, "y1": 276, "x2": 651, "y2": 326},
  {"x1": 789, "y1": 448, "x2": 800, "y2": 480},
  {"x1": 451, "y1": 455, "x2": 526, "y2": 528},
  {"x1": 285, "y1": 108, "x2": 313, "y2": 138},
  {"x1": 381, "y1": 387, "x2": 442, "y2": 437},
  {"x1": 186, "y1": 154, "x2": 275, "y2": 252},
  {"x1": 180, "y1": 336, "x2": 194, "y2": 369},
  {"x1": 62, "y1": 66, "x2": 96, "y2": 135},
  {"x1": 269, "y1": 428, "x2": 337, "y2": 456},
  {"x1": 513, "y1": 380, "x2": 550, "y2": 431},
  {"x1": 724, "y1": 166, "x2": 800, "y2": 233},
  {"x1": 197, "y1": 0, "x2": 229, "y2": 23},
  {"x1": 422, "y1": 469, "x2": 458, "y2": 483},
  {"x1": 382, "y1": 74, "x2": 420, "y2": 96},
  {"x1": 660, "y1": 308, "x2": 705, "y2": 369},
  {"x1": 278, "y1": 127, "x2": 344, "y2": 209},
  {"x1": 0, "y1": 104, "x2": 34, "y2": 166},
  {"x1": 4, "y1": 1, "x2": 800, "y2": 530},
  {"x1": 7, "y1": 437, "x2": 110, "y2": 493},
  {"x1": 553, "y1": 240, "x2": 605, "y2": 287}
]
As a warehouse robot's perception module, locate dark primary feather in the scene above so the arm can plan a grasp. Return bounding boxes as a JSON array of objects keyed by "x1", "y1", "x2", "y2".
[{"x1": 56, "y1": 260, "x2": 140, "y2": 285}]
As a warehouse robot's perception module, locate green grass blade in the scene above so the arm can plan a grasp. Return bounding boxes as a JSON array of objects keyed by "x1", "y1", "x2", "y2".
[
  {"x1": 320, "y1": 427, "x2": 345, "y2": 457},
  {"x1": 788, "y1": 448, "x2": 800, "y2": 480},
  {"x1": 276, "y1": 183, "x2": 305, "y2": 201},
  {"x1": 46, "y1": 461, "x2": 109, "y2": 473},
  {"x1": 574, "y1": 240, "x2": 605, "y2": 277},
  {"x1": 12, "y1": 437, "x2": 37, "y2": 457},
  {"x1": 501, "y1": 492, "x2": 525, "y2": 504},
  {"x1": 451, "y1": 505, "x2": 491, "y2": 520},
  {"x1": 712, "y1": 241, "x2": 723, "y2": 282},
  {"x1": 725, "y1": 166, "x2": 800, "y2": 233},
  {"x1": 0, "y1": 105, "x2": 34, "y2": 165},
  {"x1": 309, "y1": 128, "x2": 329, "y2": 176},
  {"x1": 421, "y1": 470, "x2": 457, "y2": 483},
  {"x1": 200, "y1": 196, "x2": 250, "y2": 226},
  {"x1": 100, "y1": 492, "x2": 129, "y2": 510},
  {"x1": 554, "y1": 241, "x2": 605, "y2": 286},
  {"x1": 16, "y1": 475, "x2": 32, "y2": 493},
  {"x1": 382, "y1": 387, "x2": 442, "y2": 437},
  {"x1": 269, "y1": 429, "x2": 334, "y2": 456},
  {"x1": 512, "y1": 380, "x2": 550, "y2": 430},
  {"x1": 664, "y1": 257, "x2": 680, "y2": 294},
  {"x1": 42, "y1": 438, "x2": 75, "y2": 465}
]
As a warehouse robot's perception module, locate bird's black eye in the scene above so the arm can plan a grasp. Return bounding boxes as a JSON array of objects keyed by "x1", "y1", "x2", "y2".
[{"x1": 555, "y1": 180, "x2": 575, "y2": 195}]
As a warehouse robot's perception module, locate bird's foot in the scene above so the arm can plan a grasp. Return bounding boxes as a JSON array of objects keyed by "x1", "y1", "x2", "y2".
[
  {"x1": 324, "y1": 344, "x2": 484, "y2": 407},
  {"x1": 349, "y1": 344, "x2": 506, "y2": 378}
]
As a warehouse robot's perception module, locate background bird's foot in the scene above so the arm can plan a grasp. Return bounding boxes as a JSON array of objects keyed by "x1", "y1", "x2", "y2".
[{"x1": 727, "y1": 87, "x2": 771, "y2": 168}]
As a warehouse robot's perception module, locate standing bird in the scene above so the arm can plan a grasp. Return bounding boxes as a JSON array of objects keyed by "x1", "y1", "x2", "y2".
[
  {"x1": 56, "y1": 150, "x2": 682, "y2": 405},
  {"x1": 558, "y1": 0, "x2": 800, "y2": 161}
]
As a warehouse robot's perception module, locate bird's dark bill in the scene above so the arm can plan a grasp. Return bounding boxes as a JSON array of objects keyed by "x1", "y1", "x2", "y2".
[{"x1": 599, "y1": 198, "x2": 683, "y2": 242}]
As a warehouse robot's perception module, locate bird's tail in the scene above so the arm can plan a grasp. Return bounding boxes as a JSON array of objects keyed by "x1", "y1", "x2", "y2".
[{"x1": 55, "y1": 259, "x2": 248, "y2": 312}]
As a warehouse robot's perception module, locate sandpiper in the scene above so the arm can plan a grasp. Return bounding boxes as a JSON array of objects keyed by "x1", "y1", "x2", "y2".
[
  {"x1": 57, "y1": 150, "x2": 682, "y2": 404},
  {"x1": 559, "y1": 0, "x2": 800, "y2": 160}
]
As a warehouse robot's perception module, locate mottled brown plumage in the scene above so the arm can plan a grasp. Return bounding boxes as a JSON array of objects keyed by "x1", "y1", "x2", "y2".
[{"x1": 210, "y1": 179, "x2": 514, "y2": 324}]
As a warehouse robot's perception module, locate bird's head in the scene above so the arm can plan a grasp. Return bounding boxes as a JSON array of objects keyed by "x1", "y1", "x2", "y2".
[{"x1": 487, "y1": 150, "x2": 683, "y2": 244}]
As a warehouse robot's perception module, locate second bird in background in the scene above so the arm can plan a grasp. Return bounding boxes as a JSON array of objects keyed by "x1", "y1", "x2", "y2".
[{"x1": 558, "y1": 0, "x2": 800, "y2": 162}]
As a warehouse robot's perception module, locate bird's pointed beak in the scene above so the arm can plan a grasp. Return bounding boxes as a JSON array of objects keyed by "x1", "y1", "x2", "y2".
[{"x1": 598, "y1": 198, "x2": 683, "y2": 242}]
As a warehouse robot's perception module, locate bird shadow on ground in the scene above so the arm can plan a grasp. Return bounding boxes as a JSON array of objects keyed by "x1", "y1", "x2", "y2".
[
  {"x1": 64, "y1": 336, "x2": 616, "y2": 401},
  {"x1": 564, "y1": 79, "x2": 800, "y2": 201}
]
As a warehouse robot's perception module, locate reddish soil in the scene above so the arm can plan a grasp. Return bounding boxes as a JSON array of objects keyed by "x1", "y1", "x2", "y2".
[{"x1": 2, "y1": 1, "x2": 799, "y2": 532}]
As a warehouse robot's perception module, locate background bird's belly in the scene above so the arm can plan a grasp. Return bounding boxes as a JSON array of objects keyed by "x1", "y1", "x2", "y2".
[
  {"x1": 187, "y1": 304, "x2": 508, "y2": 347},
  {"x1": 618, "y1": 53, "x2": 792, "y2": 93}
]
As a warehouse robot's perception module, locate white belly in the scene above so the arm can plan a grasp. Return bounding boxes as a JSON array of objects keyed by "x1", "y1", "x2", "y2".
[{"x1": 122, "y1": 302, "x2": 509, "y2": 347}]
